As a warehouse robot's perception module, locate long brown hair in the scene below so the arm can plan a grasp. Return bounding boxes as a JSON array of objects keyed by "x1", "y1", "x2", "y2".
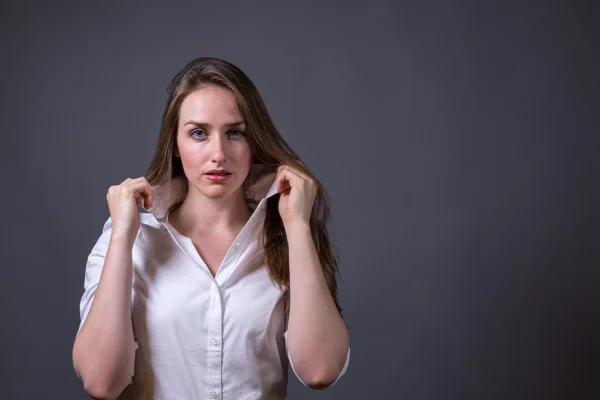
[{"x1": 145, "y1": 57, "x2": 342, "y2": 314}]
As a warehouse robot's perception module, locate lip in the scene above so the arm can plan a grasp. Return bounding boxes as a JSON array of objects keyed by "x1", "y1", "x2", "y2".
[
  {"x1": 205, "y1": 170, "x2": 232, "y2": 182},
  {"x1": 205, "y1": 174, "x2": 230, "y2": 182},
  {"x1": 205, "y1": 169, "x2": 231, "y2": 174}
]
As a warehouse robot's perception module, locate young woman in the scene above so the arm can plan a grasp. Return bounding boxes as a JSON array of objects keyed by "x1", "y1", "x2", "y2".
[{"x1": 72, "y1": 57, "x2": 350, "y2": 400}]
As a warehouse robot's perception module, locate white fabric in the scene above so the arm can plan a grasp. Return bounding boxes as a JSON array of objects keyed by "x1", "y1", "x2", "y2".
[{"x1": 76, "y1": 164, "x2": 350, "y2": 399}]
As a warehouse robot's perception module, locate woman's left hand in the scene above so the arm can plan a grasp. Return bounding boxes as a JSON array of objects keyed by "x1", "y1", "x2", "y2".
[{"x1": 276, "y1": 164, "x2": 317, "y2": 226}]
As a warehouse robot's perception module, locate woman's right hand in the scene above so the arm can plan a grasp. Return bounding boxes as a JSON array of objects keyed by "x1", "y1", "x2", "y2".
[{"x1": 106, "y1": 177, "x2": 155, "y2": 241}]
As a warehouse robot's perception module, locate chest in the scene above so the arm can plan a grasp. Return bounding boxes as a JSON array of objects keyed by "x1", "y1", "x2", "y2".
[
  {"x1": 190, "y1": 234, "x2": 238, "y2": 277},
  {"x1": 131, "y1": 224, "x2": 288, "y2": 356},
  {"x1": 131, "y1": 237, "x2": 288, "y2": 347}
]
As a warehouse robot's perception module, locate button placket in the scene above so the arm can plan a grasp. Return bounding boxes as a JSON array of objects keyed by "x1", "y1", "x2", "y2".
[{"x1": 207, "y1": 282, "x2": 222, "y2": 398}]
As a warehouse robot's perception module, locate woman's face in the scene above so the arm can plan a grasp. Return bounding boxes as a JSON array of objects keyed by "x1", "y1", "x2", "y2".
[{"x1": 175, "y1": 85, "x2": 252, "y2": 200}]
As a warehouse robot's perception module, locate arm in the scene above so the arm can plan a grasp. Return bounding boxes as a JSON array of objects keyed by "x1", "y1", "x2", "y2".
[
  {"x1": 72, "y1": 228, "x2": 137, "y2": 399},
  {"x1": 284, "y1": 221, "x2": 350, "y2": 389}
]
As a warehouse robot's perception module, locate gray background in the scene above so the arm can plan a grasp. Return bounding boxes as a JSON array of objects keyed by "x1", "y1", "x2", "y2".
[{"x1": 2, "y1": 1, "x2": 599, "y2": 399}]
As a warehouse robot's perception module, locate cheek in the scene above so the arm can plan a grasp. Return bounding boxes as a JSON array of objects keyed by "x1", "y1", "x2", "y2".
[
  {"x1": 233, "y1": 142, "x2": 253, "y2": 165},
  {"x1": 177, "y1": 136, "x2": 202, "y2": 161},
  {"x1": 178, "y1": 146, "x2": 204, "y2": 168}
]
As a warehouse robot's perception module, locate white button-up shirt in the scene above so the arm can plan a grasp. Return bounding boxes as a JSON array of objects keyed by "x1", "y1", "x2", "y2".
[{"x1": 76, "y1": 166, "x2": 350, "y2": 399}]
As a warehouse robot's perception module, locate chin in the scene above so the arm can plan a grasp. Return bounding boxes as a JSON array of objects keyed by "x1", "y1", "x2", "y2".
[
  {"x1": 204, "y1": 188, "x2": 234, "y2": 198},
  {"x1": 201, "y1": 181, "x2": 243, "y2": 198}
]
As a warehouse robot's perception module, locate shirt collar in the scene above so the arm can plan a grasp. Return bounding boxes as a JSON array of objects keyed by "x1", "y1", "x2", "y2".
[{"x1": 145, "y1": 163, "x2": 280, "y2": 221}]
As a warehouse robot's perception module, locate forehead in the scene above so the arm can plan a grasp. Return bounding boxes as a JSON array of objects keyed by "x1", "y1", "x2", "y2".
[{"x1": 178, "y1": 85, "x2": 242, "y2": 124}]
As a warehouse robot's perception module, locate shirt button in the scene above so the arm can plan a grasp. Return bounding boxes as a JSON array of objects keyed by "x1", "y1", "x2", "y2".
[
  {"x1": 234, "y1": 242, "x2": 240, "y2": 250},
  {"x1": 210, "y1": 391, "x2": 219, "y2": 399},
  {"x1": 210, "y1": 337, "x2": 219, "y2": 346}
]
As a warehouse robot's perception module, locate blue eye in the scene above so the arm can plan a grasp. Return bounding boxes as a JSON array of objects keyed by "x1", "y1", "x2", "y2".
[
  {"x1": 230, "y1": 129, "x2": 244, "y2": 137},
  {"x1": 190, "y1": 129, "x2": 206, "y2": 138}
]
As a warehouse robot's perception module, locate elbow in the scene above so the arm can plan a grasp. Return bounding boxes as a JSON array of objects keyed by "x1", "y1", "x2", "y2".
[
  {"x1": 72, "y1": 334, "x2": 136, "y2": 399},
  {"x1": 80, "y1": 372, "x2": 132, "y2": 400},
  {"x1": 289, "y1": 344, "x2": 349, "y2": 390},
  {"x1": 75, "y1": 369, "x2": 131, "y2": 399},
  {"x1": 297, "y1": 350, "x2": 349, "y2": 390},
  {"x1": 73, "y1": 348, "x2": 131, "y2": 399},
  {"x1": 296, "y1": 361, "x2": 345, "y2": 390},
  {"x1": 305, "y1": 377, "x2": 336, "y2": 390},
  {"x1": 82, "y1": 380, "x2": 116, "y2": 400},
  {"x1": 295, "y1": 346, "x2": 349, "y2": 390},
  {"x1": 76, "y1": 368, "x2": 127, "y2": 400},
  {"x1": 302, "y1": 368, "x2": 342, "y2": 390}
]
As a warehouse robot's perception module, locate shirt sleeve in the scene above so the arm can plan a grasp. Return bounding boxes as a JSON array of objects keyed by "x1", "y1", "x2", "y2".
[
  {"x1": 282, "y1": 291, "x2": 350, "y2": 388},
  {"x1": 75, "y1": 217, "x2": 138, "y2": 378}
]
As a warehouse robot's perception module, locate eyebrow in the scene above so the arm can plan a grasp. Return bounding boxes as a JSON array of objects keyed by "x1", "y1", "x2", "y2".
[{"x1": 183, "y1": 120, "x2": 246, "y2": 128}]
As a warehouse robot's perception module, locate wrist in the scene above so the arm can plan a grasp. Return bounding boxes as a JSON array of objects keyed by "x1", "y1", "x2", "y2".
[
  {"x1": 110, "y1": 229, "x2": 137, "y2": 246},
  {"x1": 283, "y1": 220, "x2": 311, "y2": 235}
]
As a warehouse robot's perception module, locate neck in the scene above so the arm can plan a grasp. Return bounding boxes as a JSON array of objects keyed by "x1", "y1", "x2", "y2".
[{"x1": 169, "y1": 185, "x2": 253, "y2": 237}]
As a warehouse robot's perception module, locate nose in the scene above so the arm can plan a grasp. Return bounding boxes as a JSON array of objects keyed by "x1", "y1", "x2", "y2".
[{"x1": 211, "y1": 134, "x2": 226, "y2": 163}]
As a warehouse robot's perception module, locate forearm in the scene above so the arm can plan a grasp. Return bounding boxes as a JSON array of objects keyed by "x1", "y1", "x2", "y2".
[
  {"x1": 73, "y1": 233, "x2": 136, "y2": 398},
  {"x1": 285, "y1": 221, "x2": 349, "y2": 387}
]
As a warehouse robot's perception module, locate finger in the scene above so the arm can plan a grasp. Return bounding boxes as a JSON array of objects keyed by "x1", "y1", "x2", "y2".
[
  {"x1": 278, "y1": 164, "x2": 311, "y2": 183},
  {"x1": 127, "y1": 178, "x2": 153, "y2": 195},
  {"x1": 141, "y1": 181, "x2": 155, "y2": 209},
  {"x1": 128, "y1": 180, "x2": 154, "y2": 209},
  {"x1": 133, "y1": 191, "x2": 144, "y2": 208},
  {"x1": 276, "y1": 168, "x2": 292, "y2": 194},
  {"x1": 286, "y1": 166, "x2": 311, "y2": 183}
]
